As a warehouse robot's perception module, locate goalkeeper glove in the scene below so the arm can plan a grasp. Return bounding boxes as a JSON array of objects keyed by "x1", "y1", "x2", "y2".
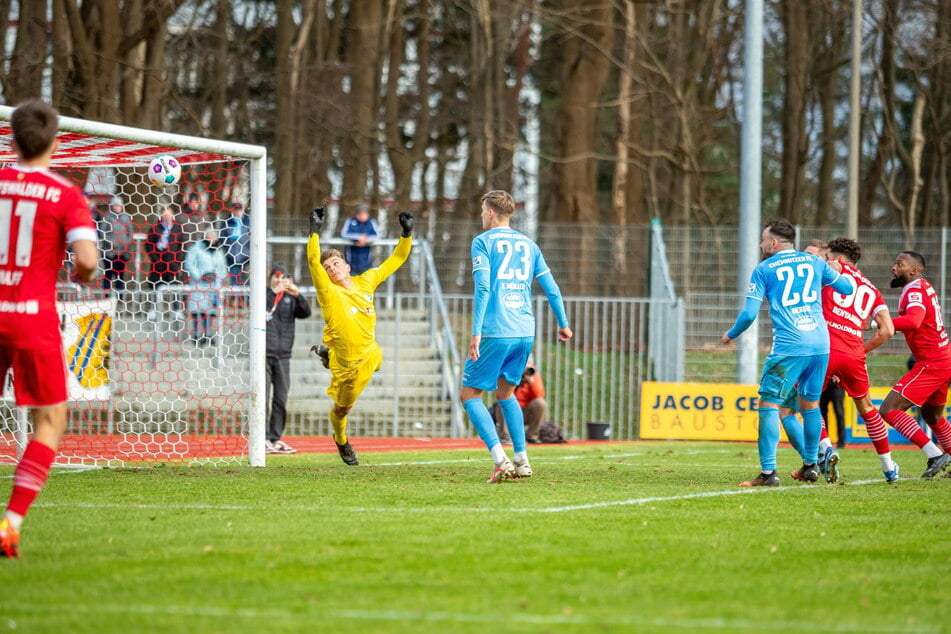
[
  {"x1": 309, "y1": 206, "x2": 325, "y2": 235},
  {"x1": 398, "y1": 211, "x2": 414, "y2": 238}
]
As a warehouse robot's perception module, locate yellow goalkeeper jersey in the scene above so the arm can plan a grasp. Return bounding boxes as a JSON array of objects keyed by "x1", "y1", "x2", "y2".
[{"x1": 307, "y1": 234, "x2": 412, "y2": 362}]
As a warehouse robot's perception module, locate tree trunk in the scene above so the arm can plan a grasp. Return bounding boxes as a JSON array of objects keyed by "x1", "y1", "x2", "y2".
[
  {"x1": 547, "y1": 1, "x2": 612, "y2": 294},
  {"x1": 341, "y1": 0, "x2": 385, "y2": 206},
  {"x1": 779, "y1": 0, "x2": 810, "y2": 225}
]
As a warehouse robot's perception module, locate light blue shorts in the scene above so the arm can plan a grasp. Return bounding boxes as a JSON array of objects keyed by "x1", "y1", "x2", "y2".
[
  {"x1": 759, "y1": 353, "x2": 829, "y2": 405},
  {"x1": 461, "y1": 337, "x2": 534, "y2": 392}
]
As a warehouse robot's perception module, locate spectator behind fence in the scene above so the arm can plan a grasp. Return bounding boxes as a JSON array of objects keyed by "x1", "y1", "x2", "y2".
[
  {"x1": 265, "y1": 262, "x2": 312, "y2": 454},
  {"x1": 146, "y1": 206, "x2": 185, "y2": 286},
  {"x1": 820, "y1": 380, "x2": 846, "y2": 449},
  {"x1": 177, "y1": 192, "x2": 208, "y2": 246},
  {"x1": 220, "y1": 201, "x2": 250, "y2": 285},
  {"x1": 183, "y1": 224, "x2": 228, "y2": 346},
  {"x1": 99, "y1": 195, "x2": 134, "y2": 297},
  {"x1": 340, "y1": 204, "x2": 380, "y2": 275},
  {"x1": 493, "y1": 360, "x2": 548, "y2": 444}
]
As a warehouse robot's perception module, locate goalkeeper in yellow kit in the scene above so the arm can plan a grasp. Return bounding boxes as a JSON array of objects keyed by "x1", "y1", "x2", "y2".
[{"x1": 306, "y1": 206, "x2": 414, "y2": 465}]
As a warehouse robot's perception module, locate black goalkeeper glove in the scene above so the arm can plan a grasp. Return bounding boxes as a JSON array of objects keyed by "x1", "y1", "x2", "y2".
[
  {"x1": 311, "y1": 344, "x2": 330, "y2": 369},
  {"x1": 398, "y1": 211, "x2": 414, "y2": 238},
  {"x1": 309, "y1": 206, "x2": 325, "y2": 235}
]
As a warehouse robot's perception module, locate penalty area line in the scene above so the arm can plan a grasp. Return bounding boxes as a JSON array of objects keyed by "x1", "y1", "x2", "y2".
[{"x1": 536, "y1": 478, "x2": 884, "y2": 513}]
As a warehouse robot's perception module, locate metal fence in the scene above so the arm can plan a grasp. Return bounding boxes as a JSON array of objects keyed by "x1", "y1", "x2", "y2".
[{"x1": 264, "y1": 220, "x2": 947, "y2": 439}]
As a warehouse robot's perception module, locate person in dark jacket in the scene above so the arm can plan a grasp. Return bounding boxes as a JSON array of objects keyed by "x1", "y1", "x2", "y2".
[
  {"x1": 146, "y1": 206, "x2": 184, "y2": 286},
  {"x1": 339, "y1": 204, "x2": 381, "y2": 275},
  {"x1": 265, "y1": 261, "x2": 311, "y2": 454}
]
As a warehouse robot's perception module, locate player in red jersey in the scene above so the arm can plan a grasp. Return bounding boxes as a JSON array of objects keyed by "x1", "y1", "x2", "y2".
[
  {"x1": 878, "y1": 251, "x2": 951, "y2": 478},
  {"x1": 821, "y1": 238, "x2": 899, "y2": 481},
  {"x1": 0, "y1": 100, "x2": 98, "y2": 558}
]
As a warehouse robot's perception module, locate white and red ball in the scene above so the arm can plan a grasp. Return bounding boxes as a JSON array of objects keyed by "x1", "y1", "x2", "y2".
[{"x1": 148, "y1": 155, "x2": 182, "y2": 186}]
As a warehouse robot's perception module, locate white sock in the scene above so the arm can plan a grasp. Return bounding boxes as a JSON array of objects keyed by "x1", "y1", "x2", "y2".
[
  {"x1": 923, "y1": 442, "x2": 943, "y2": 459},
  {"x1": 878, "y1": 452, "x2": 894, "y2": 471},
  {"x1": 4, "y1": 511, "x2": 23, "y2": 532},
  {"x1": 818, "y1": 437, "x2": 832, "y2": 452},
  {"x1": 489, "y1": 444, "x2": 508, "y2": 464},
  {"x1": 513, "y1": 450, "x2": 528, "y2": 464}
]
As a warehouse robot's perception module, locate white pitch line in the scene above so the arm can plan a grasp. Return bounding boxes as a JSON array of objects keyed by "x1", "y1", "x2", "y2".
[
  {"x1": 0, "y1": 601, "x2": 938, "y2": 633},
  {"x1": 535, "y1": 478, "x2": 883, "y2": 512},
  {"x1": 34, "y1": 478, "x2": 887, "y2": 515}
]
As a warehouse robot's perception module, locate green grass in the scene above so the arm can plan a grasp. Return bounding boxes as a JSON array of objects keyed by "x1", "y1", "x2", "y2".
[{"x1": 2, "y1": 442, "x2": 948, "y2": 633}]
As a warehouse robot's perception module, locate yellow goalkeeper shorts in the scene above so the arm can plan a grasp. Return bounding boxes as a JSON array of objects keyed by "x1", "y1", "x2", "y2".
[{"x1": 326, "y1": 342, "x2": 383, "y2": 408}]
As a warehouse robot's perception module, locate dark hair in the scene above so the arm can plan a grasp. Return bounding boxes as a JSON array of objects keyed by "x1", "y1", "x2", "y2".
[
  {"x1": 827, "y1": 237, "x2": 862, "y2": 264},
  {"x1": 902, "y1": 250, "x2": 926, "y2": 269},
  {"x1": 11, "y1": 99, "x2": 58, "y2": 160},
  {"x1": 763, "y1": 218, "x2": 796, "y2": 244}
]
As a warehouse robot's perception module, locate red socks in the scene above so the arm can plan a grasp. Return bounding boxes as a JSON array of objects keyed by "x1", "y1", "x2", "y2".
[
  {"x1": 862, "y1": 410, "x2": 891, "y2": 455},
  {"x1": 7, "y1": 441, "x2": 55, "y2": 517},
  {"x1": 883, "y1": 410, "x2": 931, "y2": 448},
  {"x1": 930, "y1": 418, "x2": 951, "y2": 453}
]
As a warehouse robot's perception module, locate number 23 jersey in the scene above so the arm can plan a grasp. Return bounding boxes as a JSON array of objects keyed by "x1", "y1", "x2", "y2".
[{"x1": 470, "y1": 227, "x2": 551, "y2": 338}]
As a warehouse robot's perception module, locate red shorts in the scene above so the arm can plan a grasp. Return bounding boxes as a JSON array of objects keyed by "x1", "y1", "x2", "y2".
[
  {"x1": 825, "y1": 351, "x2": 870, "y2": 399},
  {"x1": 893, "y1": 361, "x2": 951, "y2": 407},
  {"x1": 0, "y1": 343, "x2": 68, "y2": 407}
]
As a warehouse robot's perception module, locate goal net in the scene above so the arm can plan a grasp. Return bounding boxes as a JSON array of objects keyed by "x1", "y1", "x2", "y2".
[{"x1": 0, "y1": 108, "x2": 267, "y2": 467}]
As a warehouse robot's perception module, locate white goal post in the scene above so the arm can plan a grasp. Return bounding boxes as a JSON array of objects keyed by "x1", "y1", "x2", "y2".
[{"x1": 0, "y1": 106, "x2": 268, "y2": 467}]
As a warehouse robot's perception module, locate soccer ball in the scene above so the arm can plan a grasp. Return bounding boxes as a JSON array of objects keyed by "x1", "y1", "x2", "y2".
[{"x1": 148, "y1": 155, "x2": 182, "y2": 186}]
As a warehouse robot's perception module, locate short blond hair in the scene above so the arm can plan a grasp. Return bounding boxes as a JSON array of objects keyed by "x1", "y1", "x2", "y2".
[
  {"x1": 320, "y1": 248, "x2": 345, "y2": 265},
  {"x1": 481, "y1": 190, "x2": 515, "y2": 218}
]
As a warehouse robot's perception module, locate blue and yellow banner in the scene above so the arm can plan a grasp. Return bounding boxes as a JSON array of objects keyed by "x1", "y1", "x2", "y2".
[{"x1": 58, "y1": 298, "x2": 114, "y2": 401}]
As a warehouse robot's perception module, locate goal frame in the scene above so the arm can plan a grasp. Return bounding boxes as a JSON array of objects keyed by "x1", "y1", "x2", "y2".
[{"x1": 0, "y1": 106, "x2": 268, "y2": 467}]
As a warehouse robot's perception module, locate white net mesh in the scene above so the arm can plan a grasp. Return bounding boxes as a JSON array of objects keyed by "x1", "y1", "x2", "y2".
[{"x1": 0, "y1": 118, "x2": 260, "y2": 466}]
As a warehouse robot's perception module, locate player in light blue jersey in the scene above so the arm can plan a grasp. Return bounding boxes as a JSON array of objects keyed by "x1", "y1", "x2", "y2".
[
  {"x1": 460, "y1": 190, "x2": 572, "y2": 483},
  {"x1": 722, "y1": 218, "x2": 854, "y2": 487}
]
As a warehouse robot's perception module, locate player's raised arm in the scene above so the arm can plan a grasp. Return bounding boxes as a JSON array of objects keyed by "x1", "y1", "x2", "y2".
[{"x1": 306, "y1": 206, "x2": 331, "y2": 291}]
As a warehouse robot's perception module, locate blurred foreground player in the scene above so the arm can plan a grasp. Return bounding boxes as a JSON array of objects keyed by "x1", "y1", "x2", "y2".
[{"x1": 0, "y1": 100, "x2": 99, "y2": 558}]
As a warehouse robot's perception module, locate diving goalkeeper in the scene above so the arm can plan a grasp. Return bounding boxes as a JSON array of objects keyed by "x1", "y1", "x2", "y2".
[{"x1": 306, "y1": 206, "x2": 413, "y2": 465}]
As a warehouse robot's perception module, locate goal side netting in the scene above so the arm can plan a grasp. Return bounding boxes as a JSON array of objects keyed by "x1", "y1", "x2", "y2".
[{"x1": 0, "y1": 107, "x2": 267, "y2": 467}]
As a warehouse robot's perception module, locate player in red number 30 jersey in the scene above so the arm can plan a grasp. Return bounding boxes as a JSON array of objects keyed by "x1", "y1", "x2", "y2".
[
  {"x1": 879, "y1": 251, "x2": 951, "y2": 478},
  {"x1": 0, "y1": 100, "x2": 99, "y2": 558}
]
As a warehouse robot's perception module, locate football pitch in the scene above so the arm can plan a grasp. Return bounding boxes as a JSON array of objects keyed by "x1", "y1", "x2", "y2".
[{"x1": 1, "y1": 441, "x2": 947, "y2": 633}]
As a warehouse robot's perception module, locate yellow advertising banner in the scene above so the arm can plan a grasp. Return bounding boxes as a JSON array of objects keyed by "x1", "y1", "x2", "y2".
[
  {"x1": 640, "y1": 382, "x2": 761, "y2": 441},
  {"x1": 640, "y1": 382, "x2": 943, "y2": 444}
]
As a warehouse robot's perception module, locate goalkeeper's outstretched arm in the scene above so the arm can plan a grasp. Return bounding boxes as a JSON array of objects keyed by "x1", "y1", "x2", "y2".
[{"x1": 306, "y1": 206, "x2": 331, "y2": 294}]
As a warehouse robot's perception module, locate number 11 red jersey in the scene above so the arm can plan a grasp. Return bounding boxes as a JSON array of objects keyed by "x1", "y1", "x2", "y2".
[{"x1": 0, "y1": 165, "x2": 96, "y2": 349}]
